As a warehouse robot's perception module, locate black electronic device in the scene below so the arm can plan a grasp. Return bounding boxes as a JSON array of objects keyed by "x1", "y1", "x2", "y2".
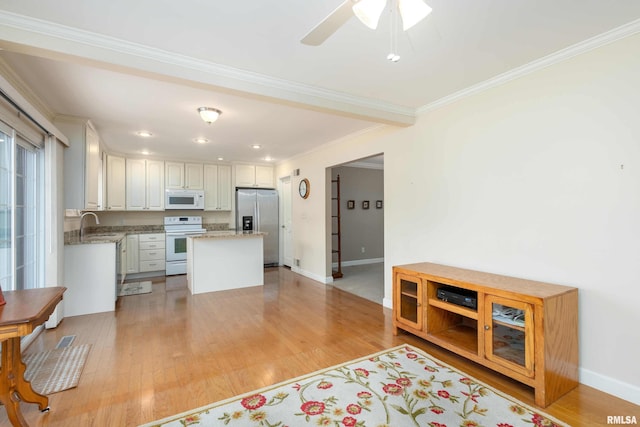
[
  {"x1": 242, "y1": 216, "x2": 253, "y2": 231},
  {"x1": 436, "y1": 286, "x2": 477, "y2": 310}
]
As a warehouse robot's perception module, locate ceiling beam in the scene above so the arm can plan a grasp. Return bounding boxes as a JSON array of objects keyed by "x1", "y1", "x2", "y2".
[{"x1": 0, "y1": 11, "x2": 415, "y2": 127}]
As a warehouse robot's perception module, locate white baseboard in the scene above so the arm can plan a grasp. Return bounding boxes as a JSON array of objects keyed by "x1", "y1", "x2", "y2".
[
  {"x1": 580, "y1": 367, "x2": 640, "y2": 405},
  {"x1": 383, "y1": 297, "x2": 393, "y2": 309},
  {"x1": 291, "y1": 266, "x2": 333, "y2": 284},
  {"x1": 333, "y1": 258, "x2": 384, "y2": 268}
]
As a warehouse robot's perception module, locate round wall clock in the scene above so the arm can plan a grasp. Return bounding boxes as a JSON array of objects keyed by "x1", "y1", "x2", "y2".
[{"x1": 299, "y1": 178, "x2": 310, "y2": 199}]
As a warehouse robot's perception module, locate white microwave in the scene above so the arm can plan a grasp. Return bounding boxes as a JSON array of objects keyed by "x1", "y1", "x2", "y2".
[{"x1": 165, "y1": 189, "x2": 204, "y2": 210}]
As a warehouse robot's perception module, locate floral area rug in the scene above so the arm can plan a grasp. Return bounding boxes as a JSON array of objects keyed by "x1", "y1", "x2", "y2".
[{"x1": 140, "y1": 344, "x2": 569, "y2": 427}]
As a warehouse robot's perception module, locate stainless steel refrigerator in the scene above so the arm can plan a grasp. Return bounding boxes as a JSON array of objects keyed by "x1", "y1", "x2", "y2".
[{"x1": 235, "y1": 188, "x2": 279, "y2": 266}]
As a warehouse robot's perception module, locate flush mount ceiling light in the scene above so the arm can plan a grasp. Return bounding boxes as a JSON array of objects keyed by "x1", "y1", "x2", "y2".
[
  {"x1": 353, "y1": 0, "x2": 432, "y2": 31},
  {"x1": 251, "y1": 144, "x2": 262, "y2": 150},
  {"x1": 193, "y1": 138, "x2": 209, "y2": 144},
  {"x1": 198, "y1": 107, "x2": 222, "y2": 124},
  {"x1": 136, "y1": 130, "x2": 153, "y2": 137}
]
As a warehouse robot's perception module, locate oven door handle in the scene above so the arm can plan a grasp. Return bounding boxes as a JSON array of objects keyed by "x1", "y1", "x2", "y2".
[{"x1": 165, "y1": 231, "x2": 205, "y2": 236}]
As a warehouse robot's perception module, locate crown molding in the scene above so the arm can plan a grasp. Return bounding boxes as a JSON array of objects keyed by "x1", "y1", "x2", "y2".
[
  {"x1": 0, "y1": 11, "x2": 415, "y2": 126},
  {"x1": 0, "y1": 56, "x2": 54, "y2": 119},
  {"x1": 418, "y1": 18, "x2": 640, "y2": 115}
]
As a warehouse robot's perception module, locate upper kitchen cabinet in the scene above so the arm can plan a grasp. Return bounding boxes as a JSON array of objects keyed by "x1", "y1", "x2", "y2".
[
  {"x1": 55, "y1": 116, "x2": 102, "y2": 210},
  {"x1": 126, "y1": 158, "x2": 164, "y2": 210},
  {"x1": 166, "y1": 162, "x2": 204, "y2": 189},
  {"x1": 105, "y1": 154, "x2": 126, "y2": 210},
  {"x1": 235, "y1": 164, "x2": 274, "y2": 188},
  {"x1": 203, "y1": 164, "x2": 232, "y2": 211}
]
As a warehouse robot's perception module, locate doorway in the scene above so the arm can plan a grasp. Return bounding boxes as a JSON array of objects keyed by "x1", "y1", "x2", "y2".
[
  {"x1": 279, "y1": 175, "x2": 293, "y2": 267},
  {"x1": 329, "y1": 154, "x2": 384, "y2": 304}
]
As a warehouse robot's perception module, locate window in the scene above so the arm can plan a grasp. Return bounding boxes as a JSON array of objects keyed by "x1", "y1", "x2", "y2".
[{"x1": 0, "y1": 123, "x2": 44, "y2": 291}]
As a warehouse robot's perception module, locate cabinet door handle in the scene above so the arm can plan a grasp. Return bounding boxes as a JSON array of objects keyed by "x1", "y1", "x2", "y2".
[{"x1": 484, "y1": 325, "x2": 490, "y2": 331}]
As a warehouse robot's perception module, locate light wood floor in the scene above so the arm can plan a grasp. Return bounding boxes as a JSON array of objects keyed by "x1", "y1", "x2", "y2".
[{"x1": 3, "y1": 267, "x2": 637, "y2": 426}]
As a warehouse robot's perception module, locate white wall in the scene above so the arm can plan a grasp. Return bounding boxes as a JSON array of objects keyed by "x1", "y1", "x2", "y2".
[{"x1": 277, "y1": 33, "x2": 640, "y2": 404}]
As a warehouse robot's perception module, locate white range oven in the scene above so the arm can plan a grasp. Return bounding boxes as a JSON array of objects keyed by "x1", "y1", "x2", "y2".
[{"x1": 164, "y1": 216, "x2": 206, "y2": 275}]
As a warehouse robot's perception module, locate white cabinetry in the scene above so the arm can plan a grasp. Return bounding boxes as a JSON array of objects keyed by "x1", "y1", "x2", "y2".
[
  {"x1": 125, "y1": 233, "x2": 165, "y2": 274},
  {"x1": 204, "y1": 164, "x2": 232, "y2": 210},
  {"x1": 138, "y1": 233, "x2": 166, "y2": 272},
  {"x1": 55, "y1": 117, "x2": 102, "y2": 210},
  {"x1": 126, "y1": 159, "x2": 164, "y2": 210},
  {"x1": 126, "y1": 234, "x2": 140, "y2": 274},
  {"x1": 235, "y1": 164, "x2": 273, "y2": 188},
  {"x1": 185, "y1": 163, "x2": 204, "y2": 189},
  {"x1": 166, "y1": 162, "x2": 203, "y2": 189},
  {"x1": 64, "y1": 243, "x2": 117, "y2": 316},
  {"x1": 105, "y1": 154, "x2": 126, "y2": 210}
]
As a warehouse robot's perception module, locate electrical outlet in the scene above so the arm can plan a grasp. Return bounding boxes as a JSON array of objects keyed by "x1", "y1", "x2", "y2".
[
  {"x1": 295, "y1": 258, "x2": 300, "y2": 267},
  {"x1": 361, "y1": 247, "x2": 365, "y2": 253}
]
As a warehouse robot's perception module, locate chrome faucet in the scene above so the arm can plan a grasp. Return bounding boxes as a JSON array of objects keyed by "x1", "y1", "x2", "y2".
[{"x1": 79, "y1": 211, "x2": 100, "y2": 241}]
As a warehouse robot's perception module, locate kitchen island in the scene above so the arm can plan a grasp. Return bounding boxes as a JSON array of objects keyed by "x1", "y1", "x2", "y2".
[{"x1": 186, "y1": 231, "x2": 265, "y2": 295}]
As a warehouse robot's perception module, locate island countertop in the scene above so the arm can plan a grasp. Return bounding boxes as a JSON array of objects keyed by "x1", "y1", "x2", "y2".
[{"x1": 189, "y1": 231, "x2": 266, "y2": 240}]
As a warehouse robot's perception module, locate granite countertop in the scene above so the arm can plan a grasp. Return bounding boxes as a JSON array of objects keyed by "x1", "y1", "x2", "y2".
[
  {"x1": 189, "y1": 231, "x2": 267, "y2": 240},
  {"x1": 65, "y1": 223, "x2": 231, "y2": 245},
  {"x1": 65, "y1": 232, "x2": 127, "y2": 245}
]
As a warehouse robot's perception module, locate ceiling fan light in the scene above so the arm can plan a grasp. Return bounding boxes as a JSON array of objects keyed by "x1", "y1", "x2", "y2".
[
  {"x1": 398, "y1": 0, "x2": 432, "y2": 31},
  {"x1": 352, "y1": 0, "x2": 387, "y2": 30},
  {"x1": 198, "y1": 107, "x2": 222, "y2": 124}
]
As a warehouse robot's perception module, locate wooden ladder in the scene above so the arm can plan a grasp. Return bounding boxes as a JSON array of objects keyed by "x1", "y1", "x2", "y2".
[{"x1": 331, "y1": 175, "x2": 343, "y2": 279}]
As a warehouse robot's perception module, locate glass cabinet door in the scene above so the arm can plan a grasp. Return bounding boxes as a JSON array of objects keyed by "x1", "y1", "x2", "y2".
[
  {"x1": 484, "y1": 295, "x2": 534, "y2": 378},
  {"x1": 395, "y1": 273, "x2": 423, "y2": 330}
]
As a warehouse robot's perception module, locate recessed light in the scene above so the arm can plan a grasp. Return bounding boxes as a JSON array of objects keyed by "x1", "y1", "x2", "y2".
[
  {"x1": 136, "y1": 131, "x2": 153, "y2": 137},
  {"x1": 251, "y1": 144, "x2": 262, "y2": 150},
  {"x1": 194, "y1": 138, "x2": 209, "y2": 144},
  {"x1": 264, "y1": 156, "x2": 273, "y2": 162},
  {"x1": 217, "y1": 157, "x2": 224, "y2": 161},
  {"x1": 140, "y1": 150, "x2": 151, "y2": 155}
]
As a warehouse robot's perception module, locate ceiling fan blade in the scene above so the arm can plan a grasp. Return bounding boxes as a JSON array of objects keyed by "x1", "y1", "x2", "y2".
[{"x1": 301, "y1": 0, "x2": 355, "y2": 46}]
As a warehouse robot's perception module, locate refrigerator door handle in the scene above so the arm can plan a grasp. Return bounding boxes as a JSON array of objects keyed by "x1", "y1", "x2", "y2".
[{"x1": 254, "y1": 202, "x2": 259, "y2": 232}]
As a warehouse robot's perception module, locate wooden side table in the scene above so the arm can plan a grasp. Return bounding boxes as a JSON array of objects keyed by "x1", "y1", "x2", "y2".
[{"x1": 0, "y1": 287, "x2": 66, "y2": 427}]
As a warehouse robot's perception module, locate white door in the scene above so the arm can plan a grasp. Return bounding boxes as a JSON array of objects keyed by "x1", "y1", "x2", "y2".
[
  {"x1": 217, "y1": 165, "x2": 232, "y2": 210},
  {"x1": 146, "y1": 160, "x2": 165, "y2": 210},
  {"x1": 280, "y1": 176, "x2": 293, "y2": 267},
  {"x1": 203, "y1": 164, "x2": 219, "y2": 210},
  {"x1": 106, "y1": 154, "x2": 126, "y2": 210},
  {"x1": 126, "y1": 158, "x2": 147, "y2": 210},
  {"x1": 185, "y1": 163, "x2": 204, "y2": 189},
  {"x1": 165, "y1": 161, "x2": 184, "y2": 189}
]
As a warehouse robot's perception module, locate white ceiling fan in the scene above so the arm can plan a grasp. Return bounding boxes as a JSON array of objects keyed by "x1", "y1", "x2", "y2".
[{"x1": 301, "y1": 0, "x2": 432, "y2": 46}]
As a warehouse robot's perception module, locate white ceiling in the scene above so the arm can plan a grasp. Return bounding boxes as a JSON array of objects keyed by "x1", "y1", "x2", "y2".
[{"x1": 1, "y1": 1, "x2": 640, "y2": 164}]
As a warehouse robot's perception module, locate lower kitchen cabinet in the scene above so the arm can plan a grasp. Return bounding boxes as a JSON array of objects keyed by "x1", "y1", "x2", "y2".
[
  {"x1": 139, "y1": 233, "x2": 166, "y2": 272},
  {"x1": 126, "y1": 235, "x2": 140, "y2": 274},
  {"x1": 64, "y1": 243, "x2": 118, "y2": 316},
  {"x1": 393, "y1": 262, "x2": 578, "y2": 408},
  {"x1": 125, "y1": 233, "x2": 166, "y2": 276}
]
